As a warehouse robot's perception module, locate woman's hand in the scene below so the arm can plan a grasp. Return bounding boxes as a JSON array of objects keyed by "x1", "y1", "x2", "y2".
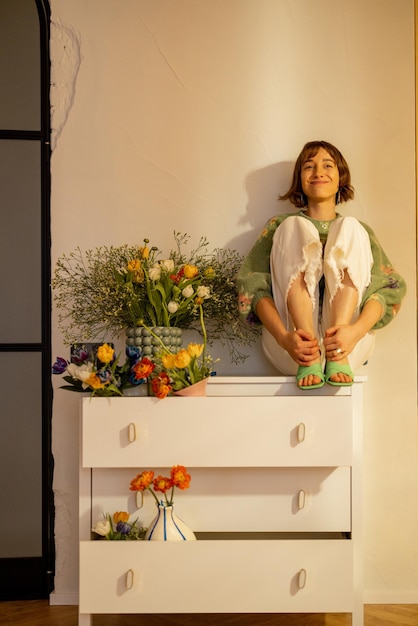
[
  {"x1": 282, "y1": 329, "x2": 321, "y2": 366},
  {"x1": 325, "y1": 300, "x2": 384, "y2": 361},
  {"x1": 255, "y1": 297, "x2": 321, "y2": 366},
  {"x1": 324, "y1": 324, "x2": 359, "y2": 361}
]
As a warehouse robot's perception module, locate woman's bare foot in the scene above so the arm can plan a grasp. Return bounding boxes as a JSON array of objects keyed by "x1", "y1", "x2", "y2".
[
  {"x1": 324, "y1": 359, "x2": 354, "y2": 386},
  {"x1": 296, "y1": 361, "x2": 325, "y2": 389}
]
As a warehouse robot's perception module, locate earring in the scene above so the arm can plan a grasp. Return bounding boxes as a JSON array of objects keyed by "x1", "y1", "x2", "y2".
[
  {"x1": 299, "y1": 192, "x2": 306, "y2": 207},
  {"x1": 336, "y1": 189, "x2": 341, "y2": 205}
]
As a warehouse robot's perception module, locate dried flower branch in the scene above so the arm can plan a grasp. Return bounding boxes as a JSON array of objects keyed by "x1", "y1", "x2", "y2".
[{"x1": 52, "y1": 233, "x2": 260, "y2": 363}]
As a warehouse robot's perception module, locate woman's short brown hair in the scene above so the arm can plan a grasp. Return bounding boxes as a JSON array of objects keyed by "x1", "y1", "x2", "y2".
[{"x1": 280, "y1": 140, "x2": 354, "y2": 208}]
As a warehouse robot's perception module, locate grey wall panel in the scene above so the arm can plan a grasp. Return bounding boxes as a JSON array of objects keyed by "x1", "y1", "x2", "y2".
[{"x1": 0, "y1": 140, "x2": 42, "y2": 343}]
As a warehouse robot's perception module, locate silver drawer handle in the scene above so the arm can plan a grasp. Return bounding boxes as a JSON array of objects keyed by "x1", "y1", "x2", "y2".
[
  {"x1": 298, "y1": 568, "x2": 307, "y2": 589},
  {"x1": 126, "y1": 569, "x2": 134, "y2": 590},
  {"x1": 128, "y1": 423, "x2": 136, "y2": 443},
  {"x1": 298, "y1": 490, "x2": 306, "y2": 510},
  {"x1": 297, "y1": 423, "x2": 306, "y2": 443}
]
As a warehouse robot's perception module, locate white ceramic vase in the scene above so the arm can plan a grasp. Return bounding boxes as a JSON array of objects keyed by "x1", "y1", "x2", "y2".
[{"x1": 145, "y1": 505, "x2": 196, "y2": 541}]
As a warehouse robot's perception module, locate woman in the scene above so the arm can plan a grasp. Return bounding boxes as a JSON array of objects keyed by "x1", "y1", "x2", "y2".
[{"x1": 237, "y1": 140, "x2": 406, "y2": 389}]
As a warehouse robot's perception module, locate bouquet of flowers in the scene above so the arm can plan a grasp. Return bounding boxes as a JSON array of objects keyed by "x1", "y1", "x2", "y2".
[
  {"x1": 92, "y1": 511, "x2": 146, "y2": 540},
  {"x1": 129, "y1": 465, "x2": 191, "y2": 507},
  {"x1": 52, "y1": 343, "x2": 147, "y2": 397},
  {"x1": 52, "y1": 232, "x2": 259, "y2": 364},
  {"x1": 114, "y1": 238, "x2": 213, "y2": 328},
  {"x1": 131, "y1": 305, "x2": 217, "y2": 399}
]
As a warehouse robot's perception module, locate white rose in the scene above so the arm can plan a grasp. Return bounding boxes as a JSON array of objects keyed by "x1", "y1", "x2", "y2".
[
  {"x1": 197, "y1": 285, "x2": 211, "y2": 299},
  {"x1": 93, "y1": 518, "x2": 111, "y2": 537},
  {"x1": 160, "y1": 259, "x2": 175, "y2": 273},
  {"x1": 67, "y1": 362, "x2": 93, "y2": 381},
  {"x1": 168, "y1": 301, "x2": 179, "y2": 313},
  {"x1": 78, "y1": 365, "x2": 95, "y2": 383},
  {"x1": 148, "y1": 264, "x2": 161, "y2": 281},
  {"x1": 182, "y1": 285, "x2": 194, "y2": 298}
]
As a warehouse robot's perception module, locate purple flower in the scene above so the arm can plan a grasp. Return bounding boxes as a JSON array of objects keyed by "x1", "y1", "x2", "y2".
[
  {"x1": 126, "y1": 345, "x2": 141, "y2": 364},
  {"x1": 246, "y1": 311, "x2": 260, "y2": 325},
  {"x1": 52, "y1": 357, "x2": 68, "y2": 375},
  {"x1": 70, "y1": 347, "x2": 89, "y2": 365},
  {"x1": 97, "y1": 369, "x2": 112, "y2": 384},
  {"x1": 116, "y1": 521, "x2": 132, "y2": 534}
]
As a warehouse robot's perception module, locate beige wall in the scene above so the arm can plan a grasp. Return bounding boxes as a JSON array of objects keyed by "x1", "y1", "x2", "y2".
[{"x1": 50, "y1": 0, "x2": 417, "y2": 604}]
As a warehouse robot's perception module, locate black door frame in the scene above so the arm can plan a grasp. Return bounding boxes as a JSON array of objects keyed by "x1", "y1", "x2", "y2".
[{"x1": 0, "y1": 0, "x2": 54, "y2": 600}]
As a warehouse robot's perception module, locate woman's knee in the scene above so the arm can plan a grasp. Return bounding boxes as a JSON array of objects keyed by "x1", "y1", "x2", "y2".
[{"x1": 329, "y1": 216, "x2": 369, "y2": 241}]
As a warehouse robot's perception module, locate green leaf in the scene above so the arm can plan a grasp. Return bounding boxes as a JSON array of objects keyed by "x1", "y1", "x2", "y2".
[{"x1": 59, "y1": 385, "x2": 86, "y2": 393}]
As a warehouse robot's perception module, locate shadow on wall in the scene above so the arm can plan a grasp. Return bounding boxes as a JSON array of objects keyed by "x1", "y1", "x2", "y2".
[
  {"x1": 212, "y1": 160, "x2": 298, "y2": 377},
  {"x1": 226, "y1": 160, "x2": 296, "y2": 254}
]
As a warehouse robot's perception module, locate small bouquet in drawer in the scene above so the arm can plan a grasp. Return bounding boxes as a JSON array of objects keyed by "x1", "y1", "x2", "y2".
[{"x1": 92, "y1": 511, "x2": 146, "y2": 541}]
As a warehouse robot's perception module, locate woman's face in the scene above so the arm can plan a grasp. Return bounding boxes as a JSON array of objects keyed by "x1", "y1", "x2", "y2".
[{"x1": 300, "y1": 147, "x2": 340, "y2": 204}]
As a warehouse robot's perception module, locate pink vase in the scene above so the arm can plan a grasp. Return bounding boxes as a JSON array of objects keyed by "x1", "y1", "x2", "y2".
[{"x1": 174, "y1": 377, "x2": 209, "y2": 397}]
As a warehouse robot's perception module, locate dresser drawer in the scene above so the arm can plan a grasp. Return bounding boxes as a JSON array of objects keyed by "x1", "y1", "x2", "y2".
[
  {"x1": 79, "y1": 539, "x2": 353, "y2": 614},
  {"x1": 92, "y1": 466, "x2": 351, "y2": 533},
  {"x1": 82, "y1": 396, "x2": 353, "y2": 468}
]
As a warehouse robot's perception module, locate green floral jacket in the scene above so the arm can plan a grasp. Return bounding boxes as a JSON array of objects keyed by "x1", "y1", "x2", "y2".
[{"x1": 237, "y1": 211, "x2": 406, "y2": 330}]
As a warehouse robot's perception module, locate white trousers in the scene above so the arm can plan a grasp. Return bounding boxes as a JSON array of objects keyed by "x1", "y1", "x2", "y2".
[{"x1": 262, "y1": 216, "x2": 376, "y2": 375}]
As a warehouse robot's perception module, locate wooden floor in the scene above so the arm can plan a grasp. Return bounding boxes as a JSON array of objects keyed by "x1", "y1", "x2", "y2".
[{"x1": 1, "y1": 602, "x2": 418, "y2": 626}]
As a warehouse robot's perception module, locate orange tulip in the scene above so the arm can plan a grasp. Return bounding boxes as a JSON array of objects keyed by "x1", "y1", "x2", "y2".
[
  {"x1": 130, "y1": 470, "x2": 155, "y2": 491},
  {"x1": 171, "y1": 465, "x2": 191, "y2": 490},
  {"x1": 113, "y1": 511, "x2": 129, "y2": 524},
  {"x1": 151, "y1": 373, "x2": 172, "y2": 399},
  {"x1": 133, "y1": 357, "x2": 155, "y2": 380},
  {"x1": 153, "y1": 475, "x2": 173, "y2": 494}
]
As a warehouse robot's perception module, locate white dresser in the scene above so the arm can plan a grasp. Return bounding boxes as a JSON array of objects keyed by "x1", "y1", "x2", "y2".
[{"x1": 78, "y1": 376, "x2": 364, "y2": 625}]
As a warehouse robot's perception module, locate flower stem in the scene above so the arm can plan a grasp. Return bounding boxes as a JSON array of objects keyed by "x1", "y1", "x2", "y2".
[
  {"x1": 147, "y1": 486, "x2": 161, "y2": 506},
  {"x1": 138, "y1": 321, "x2": 171, "y2": 354},
  {"x1": 199, "y1": 304, "x2": 207, "y2": 363}
]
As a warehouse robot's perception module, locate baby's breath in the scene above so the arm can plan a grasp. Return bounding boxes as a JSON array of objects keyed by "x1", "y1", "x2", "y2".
[{"x1": 52, "y1": 233, "x2": 259, "y2": 363}]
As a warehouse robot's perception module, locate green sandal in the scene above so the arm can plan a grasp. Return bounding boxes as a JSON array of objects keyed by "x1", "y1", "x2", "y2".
[
  {"x1": 296, "y1": 364, "x2": 325, "y2": 390},
  {"x1": 325, "y1": 362, "x2": 354, "y2": 387}
]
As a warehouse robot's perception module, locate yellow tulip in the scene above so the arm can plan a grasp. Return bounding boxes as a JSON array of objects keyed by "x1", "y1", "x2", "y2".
[
  {"x1": 127, "y1": 259, "x2": 144, "y2": 283},
  {"x1": 187, "y1": 343, "x2": 203, "y2": 358},
  {"x1": 97, "y1": 343, "x2": 115, "y2": 364},
  {"x1": 183, "y1": 264, "x2": 198, "y2": 278},
  {"x1": 174, "y1": 349, "x2": 191, "y2": 368},
  {"x1": 204, "y1": 266, "x2": 215, "y2": 278},
  {"x1": 127, "y1": 259, "x2": 141, "y2": 272},
  {"x1": 86, "y1": 373, "x2": 105, "y2": 390},
  {"x1": 162, "y1": 353, "x2": 177, "y2": 369}
]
